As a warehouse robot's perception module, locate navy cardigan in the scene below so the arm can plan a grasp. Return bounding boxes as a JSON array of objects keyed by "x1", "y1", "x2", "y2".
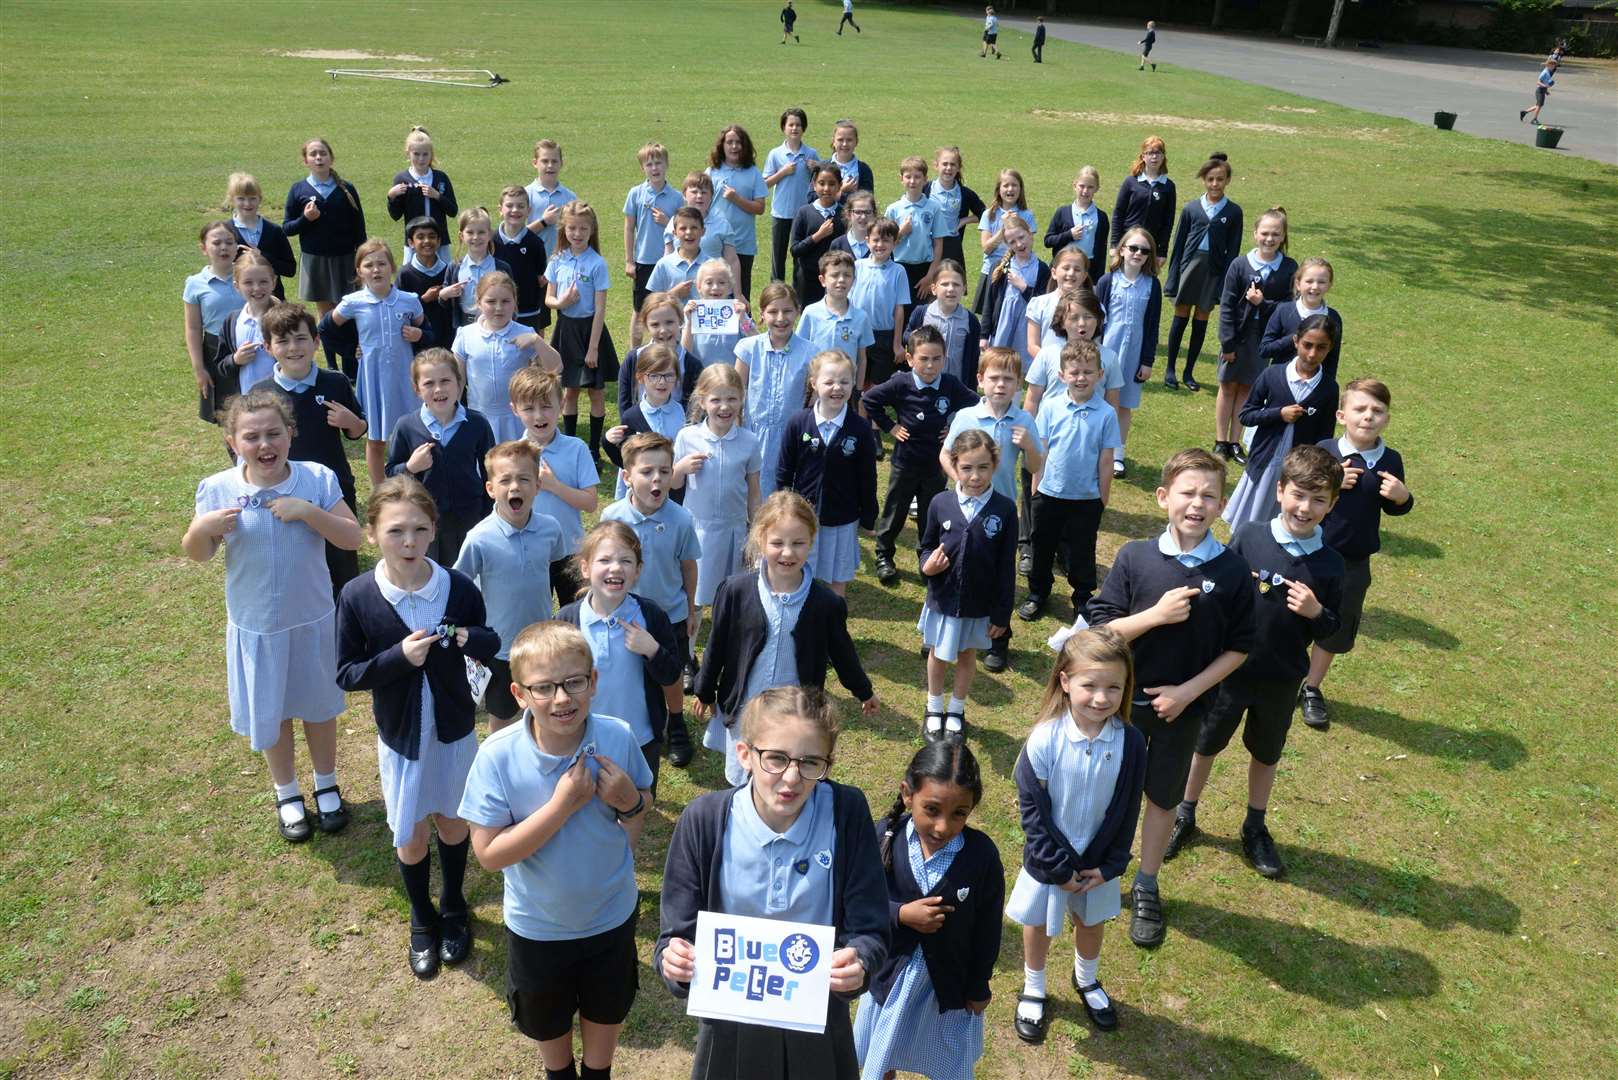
[
  {"x1": 693, "y1": 571, "x2": 873, "y2": 719},
  {"x1": 397, "y1": 260, "x2": 455, "y2": 352},
  {"x1": 283, "y1": 177, "x2": 366, "y2": 257},
  {"x1": 979, "y1": 259, "x2": 1051, "y2": 343},
  {"x1": 1163, "y1": 198, "x2": 1244, "y2": 298},
  {"x1": 384, "y1": 408, "x2": 497, "y2": 520},
  {"x1": 775, "y1": 408, "x2": 879, "y2": 530},
  {"x1": 227, "y1": 218, "x2": 296, "y2": 299},
  {"x1": 1237, "y1": 364, "x2": 1338, "y2": 479},
  {"x1": 385, "y1": 169, "x2": 458, "y2": 245},
  {"x1": 904, "y1": 304, "x2": 982, "y2": 387},
  {"x1": 1094, "y1": 269, "x2": 1164, "y2": 375},
  {"x1": 1042, "y1": 204, "x2": 1110, "y2": 273},
  {"x1": 654, "y1": 781, "x2": 890, "y2": 1000},
  {"x1": 1262, "y1": 303, "x2": 1345, "y2": 384},
  {"x1": 789, "y1": 202, "x2": 845, "y2": 300},
  {"x1": 861, "y1": 371, "x2": 978, "y2": 476},
  {"x1": 1016, "y1": 721, "x2": 1146, "y2": 884},
  {"x1": 918, "y1": 489, "x2": 1017, "y2": 627},
  {"x1": 868, "y1": 819, "x2": 1003, "y2": 1011},
  {"x1": 555, "y1": 595, "x2": 682, "y2": 744},
  {"x1": 336, "y1": 568, "x2": 500, "y2": 757},
  {"x1": 1216, "y1": 254, "x2": 1298, "y2": 356},
  {"x1": 1109, "y1": 174, "x2": 1177, "y2": 256}
]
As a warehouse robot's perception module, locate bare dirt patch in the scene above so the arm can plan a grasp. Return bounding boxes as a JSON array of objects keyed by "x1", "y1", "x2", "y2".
[
  {"x1": 1032, "y1": 109, "x2": 1301, "y2": 136},
  {"x1": 1268, "y1": 105, "x2": 1320, "y2": 114},
  {"x1": 271, "y1": 49, "x2": 434, "y2": 61}
]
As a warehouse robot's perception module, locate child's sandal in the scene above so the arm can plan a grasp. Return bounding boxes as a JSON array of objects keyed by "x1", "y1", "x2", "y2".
[{"x1": 276, "y1": 795, "x2": 312, "y2": 843}]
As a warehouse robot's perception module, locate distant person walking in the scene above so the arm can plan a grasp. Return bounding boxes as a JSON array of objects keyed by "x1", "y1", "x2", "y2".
[
  {"x1": 837, "y1": 0, "x2": 861, "y2": 35},
  {"x1": 780, "y1": 1, "x2": 799, "y2": 44},
  {"x1": 1032, "y1": 16, "x2": 1046, "y2": 63},
  {"x1": 1520, "y1": 58, "x2": 1557, "y2": 126},
  {"x1": 1138, "y1": 21, "x2": 1157, "y2": 71},
  {"x1": 981, "y1": 8, "x2": 1002, "y2": 59}
]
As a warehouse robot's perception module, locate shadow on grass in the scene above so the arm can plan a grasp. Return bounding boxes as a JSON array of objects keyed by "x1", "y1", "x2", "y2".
[
  {"x1": 1171, "y1": 898, "x2": 1440, "y2": 1005},
  {"x1": 1379, "y1": 530, "x2": 1443, "y2": 559},
  {"x1": 1102, "y1": 506, "x2": 1164, "y2": 542},
  {"x1": 1359, "y1": 606, "x2": 1461, "y2": 650},
  {"x1": 1056, "y1": 1003, "x2": 1326, "y2": 1080},
  {"x1": 1330, "y1": 700, "x2": 1527, "y2": 770}
]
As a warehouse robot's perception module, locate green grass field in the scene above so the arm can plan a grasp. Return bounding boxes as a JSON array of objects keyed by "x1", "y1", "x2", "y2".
[{"x1": 2, "y1": 1, "x2": 1615, "y2": 1077}]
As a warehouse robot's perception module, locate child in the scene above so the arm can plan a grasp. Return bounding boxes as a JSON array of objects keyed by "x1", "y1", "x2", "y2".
[
  {"x1": 452, "y1": 271, "x2": 556, "y2": 443},
  {"x1": 398, "y1": 217, "x2": 455, "y2": 355},
  {"x1": 211, "y1": 252, "x2": 279, "y2": 407},
  {"x1": 1032, "y1": 15, "x2": 1046, "y2": 61},
  {"x1": 650, "y1": 206, "x2": 708, "y2": 306},
  {"x1": 224, "y1": 173, "x2": 295, "y2": 300},
  {"x1": 905, "y1": 259, "x2": 982, "y2": 385},
  {"x1": 452, "y1": 440, "x2": 567, "y2": 732},
  {"x1": 510, "y1": 367, "x2": 601, "y2": 606},
  {"x1": 1087, "y1": 449, "x2": 1255, "y2": 950},
  {"x1": 493, "y1": 185, "x2": 551, "y2": 333},
  {"x1": 1022, "y1": 288, "x2": 1121, "y2": 417},
  {"x1": 336, "y1": 476, "x2": 498, "y2": 979},
  {"x1": 798, "y1": 250, "x2": 875, "y2": 394},
  {"x1": 1043, "y1": 167, "x2": 1109, "y2": 287},
  {"x1": 917, "y1": 430, "x2": 1015, "y2": 740},
  {"x1": 663, "y1": 171, "x2": 742, "y2": 291},
  {"x1": 523, "y1": 137, "x2": 577, "y2": 257},
  {"x1": 683, "y1": 259, "x2": 753, "y2": 369},
  {"x1": 865, "y1": 325, "x2": 979, "y2": 586},
  {"x1": 1301, "y1": 378, "x2": 1413, "y2": 728},
  {"x1": 440, "y1": 206, "x2": 512, "y2": 331},
  {"x1": 974, "y1": 168, "x2": 1037, "y2": 314},
  {"x1": 605, "y1": 343, "x2": 688, "y2": 500},
  {"x1": 674, "y1": 365, "x2": 763, "y2": 676},
  {"x1": 707, "y1": 124, "x2": 768, "y2": 299},
  {"x1": 887, "y1": 156, "x2": 948, "y2": 314},
  {"x1": 1095, "y1": 228, "x2": 1164, "y2": 477},
  {"x1": 691, "y1": 494, "x2": 879, "y2": 781},
  {"x1": 546, "y1": 200, "x2": 618, "y2": 463},
  {"x1": 764, "y1": 107, "x2": 823, "y2": 284},
  {"x1": 790, "y1": 163, "x2": 846, "y2": 305},
  {"x1": 601, "y1": 433, "x2": 703, "y2": 773},
  {"x1": 1019, "y1": 341, "x2": 1121, "y2": 621},
  {"x1": 1261, "y1": 257, "x2": 1343, "y2": 384},
  {"x1": 828, "y1": 119, "x2": 875, "y2": 204},
  {"x1": 923, "y1": 146, "x2": 986, "y2": 271},
  {"x1": 459, "y1": 622, "x2": 653, "y2": 1080},
  {"x1": 658, "y1": 686, "x2": 886, "y2": 1078},
  {"x1": 253, "y1": 304, "x2": 367, "y2": 599},
  {"x1": 854, "y1": 742, "x2": 1002, "y2": 1078},
  {"x1": 1522, "y1": 57, "x2": 1557, "y2": 126},
  {"x1": 283, "y1": 137, "x2": 365, "y2": 326},
  {"x1": 385, "y1": 349, "x2": 496, "y2": 565},
  {"x1": 1138, "y1": 20, "x2": 1157, "y2": 70},
  {"x1": 838, "y1": 0, "x2": 862, "y2": 35},
  {"x1": 182, "y1": 389, "x2": 362, "y2": 841},
  {"x1": 737, "y1": 281, "x2": 817, "y2": 496},
  {"x1": 830, "y1": 190, "x2": 877, "y2": 264},
  {"x1": 980, "y1": 215, "x2": 1049, "y2": 375},
  {"x1": 1006, "y1": 629, "x2": 1146, "y2": 1040},
  {"x1": 1215, "y1": 208, "x2": 1296, "y2": 462},
  {"x1": 619, "y1": 292, "x2": 702, "y2": 410},
  {"x1": 781, "y1": 0, "x2": 800, "y2": 43},
  {"x1": 776, "y1": 353, "x2": 879, "y2": 595},
  {"x1": 1163, "y1": 152, "x2": 1243, "y2": 391},
  {"x1": 1108, "y1": 136, "x2": 1175, "y2": 264},
  {"x1": 386, "y1": 126, "x2": 458, "y2": 246},
  {"x1": 1023, "y1": 246, "x2": 1091, "y2": 359},
  {"x1": 849, "y1": 217, "x2": 909, "y2": 388},
  {"x1": 183, "y1": 221, "x2": 246, "y2": 422},
  {"x1": 328, "y1": 238, "x2": 427, "y2": 485},
  {"x1": 980, "y1": 7, "x2": 1001, "y2": 59},
  {"x1": 1224, "y1": 314, "x2": 1338, "y2": 529},
  {"x1": 556, "y1": 521, "x2": 684, "y2": 786},
  {"x1": 623, "y1": 142, "x2": 685, "y2": 327},
  {"x1": 1168, "y1": 445, "x2": 1345, "y2": 879}
]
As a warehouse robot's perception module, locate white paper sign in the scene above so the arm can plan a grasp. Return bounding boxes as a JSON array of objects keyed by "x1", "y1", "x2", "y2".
[
  {"x1": 691, "y1": 299, "x2": 740, "y2": 335},
  {"x1": 685, "y1": 910, "x2": 835, "y2": 1033}
]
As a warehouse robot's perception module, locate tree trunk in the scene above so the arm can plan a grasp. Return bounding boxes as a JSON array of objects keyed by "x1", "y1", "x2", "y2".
[
  {"x1": 1280, "y1": 0, "x2": 1301, "y2": 37},
  {"x1": 1325, "y1": 0, "x2": 1348, "y2": 46},
  {"x1": 1212, "y1": 0, "x2": 1227, "y2": 29}
]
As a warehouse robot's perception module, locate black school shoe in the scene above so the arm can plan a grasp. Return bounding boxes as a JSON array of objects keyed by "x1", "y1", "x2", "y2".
[
  {"x1": 312, "y1": 786, "x2": 350, "y2": 834},
  {"x1": 922, "y1": 712, "x2": 946, "y2": 743},
  {"x1": 875, "y1": 555, "x2": 899, "y2": 585},
  {"x1": 1017, "y1": 595, "x2": 1047, "y2": 622},
  {"x1": 1242, "y1": 824, "x2": 1286, "y2": 878},
  {"x1": 1299, "y1": 685, "x2": 1329, "y2": 729},
  {"x1": 1129, "y1": 884, "x2": 1166, "y2": 948},
  {"x1": 1018, "y1": 548, "x2": 1033, "y2": 576},
  {"x1": 666, "y1": 715, "x2": 694, "y2": 767},
  {"x1": 1013, "y1": 993, "x2": 1049, "y2": 1044},
  {"x1": 409, "y1": 925, "x2": 441, "y2": 979},
  {"x1": 439, "y1": 912, "x2": 473, "y2": 965},
  {"x1": 983, "y1": 634, "x2": 1010, "y2": 673},
  {"x1": 682, "y1": 655, "x2": 697, "y2": 695},
  {"x1": 1163, "y1": 815, "x2": 1198, "y2": 861},
  {"x1": 1231, "y1": 443, "x2": 1249, "y2": 466},
  {"x1": 276, "y1": 796, "x2": 312, "y2": 843},
  {"x1": 1183, "y1": 376, "x2": 1202, "y2": 392},
  {"x1": 1163, "y1": 372, "x2": 1179, "y2": 390},
  {"x1": 1072, "y1": 970, "x2": 1119, "y2": 1031}
]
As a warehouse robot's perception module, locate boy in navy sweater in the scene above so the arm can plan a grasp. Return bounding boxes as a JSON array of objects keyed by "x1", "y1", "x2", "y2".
[
  {"x1": 1302, "y1": 378, "x2": 1413, "y2": 728},
  {"x1": 494, "y1": 186, "x2": 550, "y2": 332},
  {"x1": 1087, "y1": 447, "x2": 1254, "y2": 949},
  {"x1": 385, "y1": 348, "x2": 496, "y2": 565},
  {"x1": 864, "y1": 325, "x2": 978, "y2": 584},
  {"x1": 1167, "y1": 445, "x2": 1344, "y2": 879}
]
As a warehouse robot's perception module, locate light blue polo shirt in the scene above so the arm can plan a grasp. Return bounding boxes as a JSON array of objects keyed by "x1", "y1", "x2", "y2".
[
  {"x1": 764, "y1": 142, "x2": 822, "y2": 220},
  {"x1": 453, "y1": 253, "x2": 499, "y2": 318},
  {"x1": 528, "y1": 433, "x2": 599, "y2": 554},
  {"x1": 849, "y1": 257, "x2": 909, "y2": 331},
  {"x1": 1026, "y1": 712, "x2": 1124, "y2": 856},
  {"x1": 946, "y1": 401, "x2": 1040, "y2": 502},
  {"x1": 453, "y1": 320, "x2": 539, "y2": 443},
  {"x1": 663, "y1": 207, "x2": 736, "y2": 264},
  {"x1": 797, "y1": 301, "x2": 874, "y2": 364},
  {"x1": 458, "y1": 713, "x2": 653, "y2": 941},
  {"x1": 674, "y1": 422, "x2": 764, "y2": 525},
  {"x1": 719, "y1": 780, "x2": 836, "y2": 923},
  {"x1": 182, "y1": 267, "x2": 245, "y2": 334},
  {"x1": 421, "y1": 402, "x2": 467, "y2": 445},
  {"x1": 452, "y1": 508, "x2": 566, "y2": 659},
  {"x1": 1025, "y1": 340, "x2": 1124, "y2": 398},
  {"x1": 1270, "y1": 514, "x2": 1325, "y2": 556},
  {"x1": 579, "y1": 594, "x2": 654, "y2": 746},
  {"x1": 707, "y1": 164, "x2": 768, "y2": 256},
  {"x1": 545, "y1": 248, "x2": 610, "y2": 319},
  {"x1": 623, "y1": 181, "x2": 685, "y2": 265},
  {"x1": 647, "y1": 248, "x2": 702, "y2": 297},
  {"x1": 1198, "y1": 195, "x2": 1230, "y2": 252},
  {"x1": 886, "y1": 195, "x2": 949, "y2": 266},
  {"x1": 1034, "y1": 390, "x2": 1121, "y2": 500},
  {"x1": 600, "y1": 496, "x2": 702, "y2": 623},
  {"x1": 524, "y1": 180, "x2": 578, "y2": 255},
  {"x1": 927, "y1": 180, "x2": 966, "y2": 234},
  {"x1": 613, "y1": 398, "x2": 686, "y2": 499}
]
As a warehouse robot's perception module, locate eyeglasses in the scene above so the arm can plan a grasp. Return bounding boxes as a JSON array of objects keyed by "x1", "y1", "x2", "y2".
[
  {"x1": 750, "y1": 748, "x2": 831, "y2": 780},
  {"x1": 520, "y1": 673, "x2": 591, "y2": 699},
  {"x1": 1123, "y1": 244, "x2": 1152, "y2": 255},
  {"x1": 643, "y1": 371, "x2": 676, "y2": 381}
]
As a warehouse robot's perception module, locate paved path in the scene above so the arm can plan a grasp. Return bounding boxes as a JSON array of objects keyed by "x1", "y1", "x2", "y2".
[{"x1": 1000, "y1": 16, "x2": 1617, "y2": 166}]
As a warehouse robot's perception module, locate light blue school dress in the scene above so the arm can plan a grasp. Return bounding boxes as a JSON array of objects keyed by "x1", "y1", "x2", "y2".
[
  {"x1": 453, "y1": 319, "x2": 538, "y2": 443},
  {"x1": 194, "y1": 461, "x2": 347, "y2": 750},
  {"x1": 674, "y1": 422, "x2": 764, "y2": 604},
  {"x1": 337, "y1": 286, "x2": 423, "y2": 443},
  {"x1": 373, "y1": 562, "x2": 479, "y2": 847},
  {"x1": 738, "y1": 332, "x2": 817, "y2": 497},
  {"x1": 707, "y1": 164, "x2": 768, "y2": 257},
  {"x1": 977, "y1": 207, "x2": 1038, "y2": 276},
  {"x1": 230, "y1": 307, "x2": 277, "y2": 392},
  {"x1": 1100, "y1": 272, "x2": 1153, "y2": 410},
  {"x1": 702, "y1": 566, "x2": 811, "y2": 786},
  {"x1": 853, "y1": 823, "x2": 981, "y2": 1080}
]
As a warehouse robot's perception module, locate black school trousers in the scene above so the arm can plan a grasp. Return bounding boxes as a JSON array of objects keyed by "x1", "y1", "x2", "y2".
[
  {"x1": 1028, "y1": 493, "x2": 1103, "y2": 603},
  {"x1": 875, "y1": 462, "x2": 946, "y2": 562}
]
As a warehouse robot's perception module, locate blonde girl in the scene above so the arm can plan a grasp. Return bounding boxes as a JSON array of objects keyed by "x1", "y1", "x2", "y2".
[
  {"x1": 224, "y1": 172, "x2": 295, "y2": 298},
  {"x1": 451, "y1": 270, "x2": 556, "y2": 442},
  {"x1": 439, "y1": 206, "x2": 510, "y2": 330},
  {"x1": 212, "y1": 251, "x2": 280, "y2": 404},
  {"x1": 974, "y1": 167, "x2": 1037, "y2": 313},
  {"x1": 682, "y1": 258, "x2": 753, "y2": 368},
  {"x1": 386, "y1": 125, "x2": 459, "y2": 246},
  {"x1": 1024, "y1": 244, "x2": 1091, "y2": 357},
  {"x1": 182, "y1": 220, "x2": 245, "y2": 421},
  {"x1": 330, "y1": 238, "x2": 427, "y2": 486},
  {"x1": 545, "y1": 201, "x2": 618, "y2": 462},
  {"x1": 620, "y1": 291, "x2": 699, "y2": 411}
]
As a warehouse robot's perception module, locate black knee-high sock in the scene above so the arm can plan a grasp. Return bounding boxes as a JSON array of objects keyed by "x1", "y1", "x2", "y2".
[
  {"x1": 437, "y1": 836, "x2": 469, "y2": 917},
  {"x1": 563, "y1": 413, "x2": 578, "y2": 438},
  {"x1": 397, "y1": 854, "x2": 438, "y2": 932},
  {"x1": 545, "y1": 1064, "x2": 577, "y2": 1080},
  {"x1": 1184, "y1": 319, "x2": 1209, "y2": 380},
  {"x1": 588, "y1": 414, "x2": 604, "y2": 459},
  {"x1": 1165, "y1": 314, "x2": 1189, "y2": 377},
  {"x1": 580, "y1": 1066, "x2": 611, "y2": 1080}
]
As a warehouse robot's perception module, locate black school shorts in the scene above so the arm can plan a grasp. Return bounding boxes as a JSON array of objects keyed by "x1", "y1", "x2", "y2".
[
  {"x1": 1132, "y1": 697, "x2": 1203, "y2": 810},
  {"x1": 1196, "y1": 675, "x2": 1301, "y2": 767},
  {"x1": 506, "y1": 911, "x2": 639, "y2": 1042}
]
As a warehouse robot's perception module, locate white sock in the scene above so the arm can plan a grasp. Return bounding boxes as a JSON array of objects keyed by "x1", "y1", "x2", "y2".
[
  {"x1": 1075, "y1": 952, "x2": 1109, "y2": 1009},
  {"x1": 313, "y1": 771, "x2": 340, "y2": 814},
  {"x1": 927, "y1": 693, "x2": 946, "y2": 713},
  {"x1": 274, "y1": 780, "x2": 305, "y2": 826},
  {"x1": 1017, "y1": 966, "x2": 1047, "y2": 1021},
  {"x1": 947, "y1": 695, "x2": 967, "y2": 715}
]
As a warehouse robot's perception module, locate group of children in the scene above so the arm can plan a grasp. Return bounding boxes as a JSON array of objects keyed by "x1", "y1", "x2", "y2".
[{"x1": 180, "y1": 121, "x2": 1416, "y2": 1079}]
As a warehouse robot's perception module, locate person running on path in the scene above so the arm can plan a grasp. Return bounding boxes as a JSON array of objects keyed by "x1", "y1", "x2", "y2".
[
  {"x1": 1138, "y1": 21, "x2": 1157, "y2": 72},
  {"x1": 1521, "y1": 58, "x2": 1557, "y2": 126}
]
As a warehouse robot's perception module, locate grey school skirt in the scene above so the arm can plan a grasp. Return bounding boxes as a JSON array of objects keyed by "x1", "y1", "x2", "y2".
[
  {"x1": 298, "y1": 252, "x2": 355, "y2": 303},
  {"x1": 690, "y1": 1000, "x2": 857, "y2": 1080},
  {"x1": 1168, "y1": 250, "x2": 1224, "y2": 310}
]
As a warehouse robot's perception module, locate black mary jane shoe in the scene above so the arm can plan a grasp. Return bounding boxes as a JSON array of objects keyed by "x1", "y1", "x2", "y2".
[
  {"x1": 1183, "y1": 376, "x2": 1202, "y2": 392},
  {"x1": 1162, "y1": 373, "x2": 1180, "y2": 390},
  {"x1": 1013, "y1": 993, "x2": 1049, "y2": 1044},
  {"x1": 943, "y1": 712, "x2": 968, "y2": 743},
  {"x1": 312, "y1": 785, "x2": 350, "y2": 834},
  {"x1": 922, "y1": 712, "x2": 946, "y2": 743},
  {"x1": 276, "y1": 795, "x2": 312, "y2": 843},
  {"x1": 439, "y1": 912, "x2": 473, "y2": 966},
  {"x1": 409, "y1": 926, "x2": 442, "y2": 980},
  {"x1": 1072, "y1": 972, "x2": 1119, "y2": 1031}
]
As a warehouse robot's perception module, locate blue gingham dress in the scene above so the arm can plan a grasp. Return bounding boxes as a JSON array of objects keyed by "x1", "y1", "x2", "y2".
[
  {"x1": 852, "y1": 823, "x2": 982, "y2": 1080},
  {"x1": 674, "y1": 422, "x2": 764, "y2": 604}
]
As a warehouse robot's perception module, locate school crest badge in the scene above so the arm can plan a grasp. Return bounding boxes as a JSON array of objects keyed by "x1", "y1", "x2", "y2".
[
  {"x1": 814, "y1": 848, "x2": 833, "y2": 870},
  {"x1": 793, "y1": 859, "x2": 810, "y2": 876},
  {"x1": 956, "y1": 886, "x2": 971, "y2": 902},
  {"x1": 937, "y1": 396, "x2": 951, "y2": 414},
  {"x1": 840, "y1": 436, "x2": 857, "y2": 457},
  {"x1": 1201, "y1": 579, "x2": 1215, "y2": 594},
  {"x1": 982, "y1": 514, "x2": 1003, "y2": 538},
  {"x1": 1257, "y1": 571, "x2": 1272, "y2": 594},
  {"x1": 839, "y1": 325, "x2": 851, "y2": 342},
  {"x1": 314, "y1": 395, "x2": 326, "y2": 406}
]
